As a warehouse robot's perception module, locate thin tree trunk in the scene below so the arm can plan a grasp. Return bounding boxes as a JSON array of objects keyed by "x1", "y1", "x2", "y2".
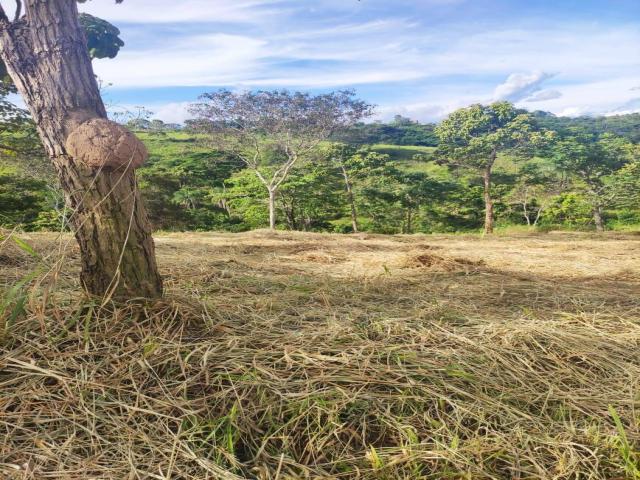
[
  {"x1": 268, "y1": 188, "x2": 276, "y2": 230},
  {"x1": 406, "y1": 208, "x2": 413, "y2": 234},
  {"x1": 533, "y1": 205, "x2": 544, "y2": 227},
  {"x1": 482, "y1": 151, "x2": 496, "y2": 234},
  {"x1": 0, "y1": 0, "x2": 162, "y2": 298},
  {"x1": 593, "y1": 204, "x2": 605, "y2": 232},
  {"x1": 522, "y1": 187, "x2": 531, "y2": 226},
  {"x1": 281, "y1": 197, "x2": 296, "y2": 230},
  {"x1": 340, "y1": 164, "x2": 358, "y2": 233}
]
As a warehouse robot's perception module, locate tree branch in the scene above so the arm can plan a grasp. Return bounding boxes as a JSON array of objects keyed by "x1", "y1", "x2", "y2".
[
  {"x1": 0, "y1": 142, "x2": 21, "y2": 153},
  {"x1": 0, "y1": 4, "x2": 9, "y2": 23},
  {"x1": 14, "y1": 0, "x2": 22, "y2": 21}
]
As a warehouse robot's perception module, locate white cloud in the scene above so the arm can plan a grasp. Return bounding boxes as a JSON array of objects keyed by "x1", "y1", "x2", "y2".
[
  {"x1": 75, "y1": 0, "x2": 640, "y2": 121},
  {"x1": 493, "y1": 71, "x2": 554, "y2": 102},
  {"x1": 516, "y1": 76, "x2": 640, "y2": 117},
  {"x1": 151, "y1": 102, "x2": 193, "y2": 124},
  {"x1": 91, "y1": 16, "x2": 640, "y2": 95},
  {"x1": 603, "y1": 98, "x2": 640, "y2": 116},
  {"x1": 107, "y1": 102, "x2": 193, "y2": 124},
  {"x1": 556, "y1": 107, "x2": 588, "y2": 117},
  {"x1": 525, "y1": 89, "x2": 563, "y2": 102},
  {"x1": 6, "y1": 93, "x2": 26, "y2": 109},
  {"x1": 375, "y1": 88, "x2": 485, "y2": 122},
  {"x1": 93, "y1": 33, "x2": 268, "y2": 87},
  {"x1": 376, "y1": 102, "x2": 453, "y2": 122}
]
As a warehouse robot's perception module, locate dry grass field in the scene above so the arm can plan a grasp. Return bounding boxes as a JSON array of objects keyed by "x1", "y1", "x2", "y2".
[{"x1": 1, "y1": 230, "x2": 640, "y2": 479}]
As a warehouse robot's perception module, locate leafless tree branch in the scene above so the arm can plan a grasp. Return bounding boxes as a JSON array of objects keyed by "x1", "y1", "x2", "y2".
[
  {"x1": 0, "y1": 3, "x2": 9, "y2": 23},
  {"x1": 13, "y1": 0, "x2": 22, "y2": 21}
]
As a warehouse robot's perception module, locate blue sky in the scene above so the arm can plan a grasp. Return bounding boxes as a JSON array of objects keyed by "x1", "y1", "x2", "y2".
[{"x1": 76, "y1": 0, "x2": 640, "y2": 124}]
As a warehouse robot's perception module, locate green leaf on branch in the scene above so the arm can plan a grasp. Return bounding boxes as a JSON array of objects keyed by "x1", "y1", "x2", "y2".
[{"x1": 79, "y1": 13, "x2": 125, "y2": 60}]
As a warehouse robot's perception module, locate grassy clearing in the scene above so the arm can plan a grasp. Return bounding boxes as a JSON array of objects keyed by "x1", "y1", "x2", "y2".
[
  {"x1": 371, "y1": 144, "x2": 449, "y2": 177},
  {"x1": 1, "y1": 230, "x2": 640, "y2": 479},
  {"x1": 371, "y1": 144, "x2": 435, "y2": 160}
]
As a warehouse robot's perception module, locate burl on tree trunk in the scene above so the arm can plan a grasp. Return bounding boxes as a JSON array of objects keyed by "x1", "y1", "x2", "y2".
[{"x1": 0, "y1": 0, "x2": 162, "y2": 298}]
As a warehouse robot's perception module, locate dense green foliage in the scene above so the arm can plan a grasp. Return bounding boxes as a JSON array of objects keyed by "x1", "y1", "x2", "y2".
[
  {"x1": 534, "y1": 111, "x2": 640, "y2": 143},
  {"x1": 1, "y1": 107, "x2": 639, "y2": 234},
  {"x1": 0, "y1": 6, "x2": 638, "y2": 235},
  {"x1": 341, "y1": 115, "x2": 439, "y2": 146}
]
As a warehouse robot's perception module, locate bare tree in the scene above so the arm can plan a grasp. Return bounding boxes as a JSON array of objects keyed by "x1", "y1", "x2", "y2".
[
  {"x1": 189, "y1": 90, "x2": 372, "y2": 230},
  {"x1": 0, "y1": 0, "x2": 162, "y2": 298}
]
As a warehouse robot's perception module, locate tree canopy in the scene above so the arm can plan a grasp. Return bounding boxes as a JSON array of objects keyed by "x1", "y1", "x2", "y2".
[{"x1": 189, "y1": 89, "x2": 373, "y2": 229}]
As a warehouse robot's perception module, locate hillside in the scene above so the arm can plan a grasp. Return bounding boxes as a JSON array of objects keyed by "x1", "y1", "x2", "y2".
[{"x1": 2, "y1": 230, "x2": 639, "y2": 478}]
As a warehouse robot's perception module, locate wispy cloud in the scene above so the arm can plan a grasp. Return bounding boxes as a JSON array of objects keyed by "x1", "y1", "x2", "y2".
[
  {"x1": 604, "y1": 97, "x2": 640, "y2": 116},
  {"x1": 80, "y1": 0, "x2": 640, "y2": 122},
  {"x1": 78, "y1": 0, "x2": 287, "y2": 24},
  {"x1": 526, "y1": 90, "x2": 563, "y2": 102}
]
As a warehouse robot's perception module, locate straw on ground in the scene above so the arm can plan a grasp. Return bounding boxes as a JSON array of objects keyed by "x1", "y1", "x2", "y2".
[{"x1": 1, "y1": 230, "x2": 639, "y2": 479}]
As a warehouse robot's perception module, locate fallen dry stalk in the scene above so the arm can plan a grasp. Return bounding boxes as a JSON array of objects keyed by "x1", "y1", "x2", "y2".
[{"x1": 1, "y1": 230, "x2": 639, "y2": 479}]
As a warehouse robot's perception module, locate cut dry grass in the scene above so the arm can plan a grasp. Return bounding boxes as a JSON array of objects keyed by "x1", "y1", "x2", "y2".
[{"x1": 1, "y1": 230, "x2": 640, "y2": 479}]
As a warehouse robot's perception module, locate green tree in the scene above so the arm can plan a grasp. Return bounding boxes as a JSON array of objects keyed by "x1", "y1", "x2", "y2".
[
  {"x1": 0, "y1": 167, "x2": 51, "y2": 229},
  {"x1": 278, "y1": 161, "x2": 345, "y2": 231},
  {"x1": 342, "y1": 153, "x2": 450, "y2": 234},
  {"x1": 551, "y1": 132, "x2": 637, "y2": 231},
  {"x1": 435, "y1": 102, "x2": 552, "y2": 233},
  {"x1": 611, "y1": 158, "x2": 640, "y2": 212},
  {"x1": 325, "y1": 144, "x2": 391, "y2": 233},
  {"x1": 136, "y1": 133, "x2": 244, "y2": 230},
  {"x1": 189, "y1": 90, "x2": 372, "y2": 229},
  {"x1": 507, "y1": 160, "x2": 567, "y2": 227}
]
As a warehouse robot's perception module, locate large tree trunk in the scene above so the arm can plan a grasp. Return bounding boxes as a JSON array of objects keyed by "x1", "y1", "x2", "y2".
[
  {"x1": 268, "y1": 188, "x2": 276, "y2": 230},
  {"x1": 339, "y1": 164, "x2": 358, "y2": 233},
  {"x1": 0, "y1": 0, "x2": 162, "y2": 298}
]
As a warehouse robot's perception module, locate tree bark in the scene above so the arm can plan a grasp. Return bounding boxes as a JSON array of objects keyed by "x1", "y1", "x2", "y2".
[
  {"x1": 406, "y1": 208, "x2": 413, "y2": 234},
  {"x1": 268, "y1": 188, "x2": 276, "y2": 230},
  {"x1": 521, "y1": 186, "x2": 531, "y2": 226},
  {"x1": 482, "y1": 150, "x2": 496, "y2": 234},
  {"x1": 593, "y1": 204, "x2": 605, "y2": 232},
  {"x1": 0, "y1": 0, "x2": 162, "y2": 299},
  {"x1": 281, "y1": 197, "x2": 296, "y2": 230},
  {"x1": 533, "y1": 204, "x2": 544, "y2": 227},
  {"x1": 340, "y1": 164, "x2": 358, "y2": 233}
]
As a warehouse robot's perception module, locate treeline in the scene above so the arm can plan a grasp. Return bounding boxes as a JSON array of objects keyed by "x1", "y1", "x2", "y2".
[
  {"x1": 532, "y1": 111, "x2": 640, "y2": 143},
  {"x1": 1, "y1": 104, "x2": 639, "y2": 234},
  {"x1": 341, "y1": 115, "x2": 439, "y2": 146}
]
